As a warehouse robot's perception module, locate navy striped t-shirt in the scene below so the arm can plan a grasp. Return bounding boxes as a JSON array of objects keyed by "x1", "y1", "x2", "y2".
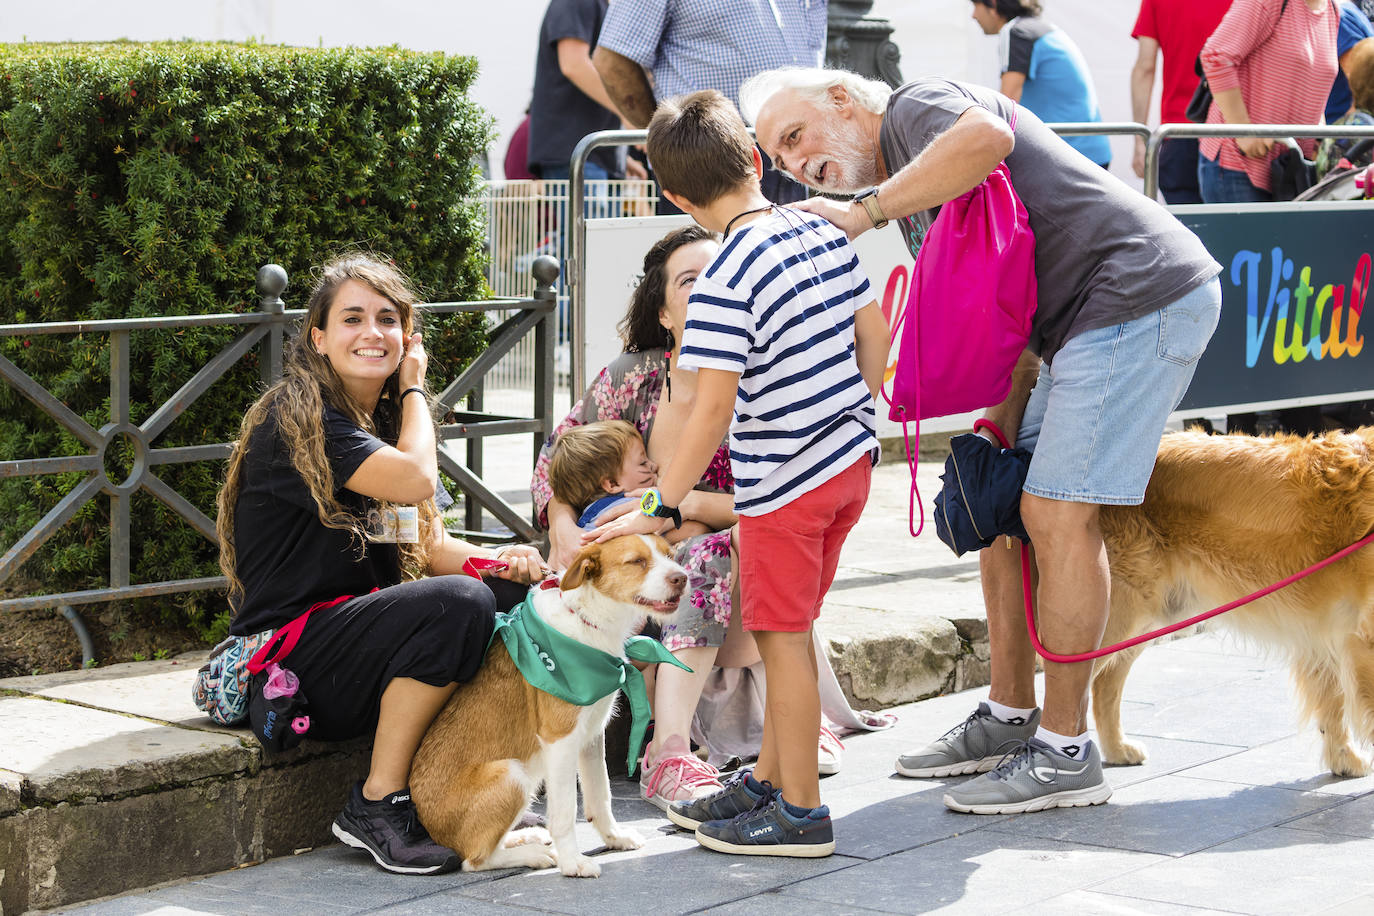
[{"x1": 677, "y1": 209, "x2": 879, "y2": 516}]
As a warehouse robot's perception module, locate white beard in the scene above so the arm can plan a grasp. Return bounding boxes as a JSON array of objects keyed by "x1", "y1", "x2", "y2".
[{"x1": 802, "y1": 121, "x2": 880, "y2": 193}]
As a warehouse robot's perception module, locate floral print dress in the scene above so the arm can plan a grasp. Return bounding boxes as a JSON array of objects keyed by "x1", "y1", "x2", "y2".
[{"x1": 531, "y1": 348, "x2": 735, "y2": 651}]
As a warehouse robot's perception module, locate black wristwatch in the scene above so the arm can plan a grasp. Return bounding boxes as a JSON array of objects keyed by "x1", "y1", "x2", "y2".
[
  {"x1": 639, "y1": 488, "x2": 682, "y2": 529},
  {"x1": 853, "y1": 186, "x2": 889, "y2": 230}
]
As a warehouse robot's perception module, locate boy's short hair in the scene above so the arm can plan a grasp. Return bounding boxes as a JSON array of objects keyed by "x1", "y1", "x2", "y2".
[
  {"x1": 548, "y1": 420, "x2": 643, "y2": 513},
  {"x1": 646, "y1": 89, "x2": 757, "y2": 208}
]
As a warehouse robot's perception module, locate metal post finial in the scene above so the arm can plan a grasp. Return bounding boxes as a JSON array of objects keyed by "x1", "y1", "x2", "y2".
[
  {"x1": 256, "y1": 264, "x2": 288, "y2": 313},
  {"x1": 532, "y1": 255, "x2": 560, "y2": 298}
]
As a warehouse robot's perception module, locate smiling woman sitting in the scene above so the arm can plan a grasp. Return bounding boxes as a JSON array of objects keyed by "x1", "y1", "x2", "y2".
[{"x1": 217, "y1": 254, "x2": 548, "y2": 876}]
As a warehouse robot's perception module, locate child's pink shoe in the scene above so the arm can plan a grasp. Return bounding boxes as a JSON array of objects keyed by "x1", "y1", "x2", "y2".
[{"x1": 640, "y1": 747, "x2": 723, "y2": 812}]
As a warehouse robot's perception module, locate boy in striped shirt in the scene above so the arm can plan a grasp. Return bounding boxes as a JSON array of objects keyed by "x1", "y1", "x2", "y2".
[{"x1": 588, "y1": 89, "x2": 889, "y2": 857}]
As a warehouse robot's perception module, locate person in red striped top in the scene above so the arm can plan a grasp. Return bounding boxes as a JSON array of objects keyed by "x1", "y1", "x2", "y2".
[{"x1": 1199, "y1": 0, "x2": 1340, "y2": 201}]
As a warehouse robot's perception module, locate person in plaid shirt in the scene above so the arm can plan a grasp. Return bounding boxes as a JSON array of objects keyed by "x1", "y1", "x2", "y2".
[{"x1": 591, "y1": 0, "x2": 827, "y2": 209}]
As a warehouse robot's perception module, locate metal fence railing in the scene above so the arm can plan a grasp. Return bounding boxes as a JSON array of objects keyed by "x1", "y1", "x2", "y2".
[
  {"x1": 1143, "y1": 122, "x2": 1374, "y2": 200},
  {"x1": 476, "y1": 178, "x2": 658, "y2": 394},
  {"x1": 0, "y1": 259, "x2": 559, "y2": 665}
]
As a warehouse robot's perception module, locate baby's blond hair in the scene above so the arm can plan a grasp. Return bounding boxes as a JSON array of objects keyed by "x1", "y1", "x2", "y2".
[{"x1": 548, "y1": 420, "x2": 644, "y2": 513}]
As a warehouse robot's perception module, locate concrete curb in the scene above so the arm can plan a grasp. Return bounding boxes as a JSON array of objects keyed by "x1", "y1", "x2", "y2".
[
  {"x1": 1, "y1": 454, "x2": 984, "y2": 911},
  {"x1": 0, "y1": 658, "x2": 374, "y2": 913},
  {"x1": 1, "y1": 608, "x2": 988, "y2": 911}
]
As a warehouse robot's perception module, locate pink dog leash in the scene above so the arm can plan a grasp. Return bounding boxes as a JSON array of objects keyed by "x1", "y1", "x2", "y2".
[
  {"x1": 967, "y1": 420, "x2": 1374, "y2": 663},
  {"x1": 1021, "y1": 529, "x2": 1374, "y2": 664}
]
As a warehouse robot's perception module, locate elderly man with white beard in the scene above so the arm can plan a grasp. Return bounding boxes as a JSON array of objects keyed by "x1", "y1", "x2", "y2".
[{"x1": 739, "y1": 67, "x2": 1223, "y2": 815}]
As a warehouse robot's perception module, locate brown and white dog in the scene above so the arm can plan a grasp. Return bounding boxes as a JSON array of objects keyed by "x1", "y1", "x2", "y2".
[
  {"x1": 1092, "y1": 427, "x2": 1374, "y2": 776},
  {"x1": 409, "y1": 534, "x2": 686, "y2": 877}
]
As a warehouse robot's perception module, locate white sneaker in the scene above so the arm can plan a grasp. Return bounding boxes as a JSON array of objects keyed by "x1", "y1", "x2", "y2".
[{"x1": 818, "y1": 725, "x2": 844, "y2": 776}]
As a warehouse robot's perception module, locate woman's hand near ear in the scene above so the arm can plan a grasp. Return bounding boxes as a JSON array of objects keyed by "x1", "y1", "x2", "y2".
[{"x1": 399, "y1": 332, "x2": 426, "y2": 389}]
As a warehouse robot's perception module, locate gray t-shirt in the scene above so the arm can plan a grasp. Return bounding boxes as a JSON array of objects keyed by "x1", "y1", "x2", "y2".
[{"x1": 879, "y1": 79, "x2": 1220, "y2": 363}]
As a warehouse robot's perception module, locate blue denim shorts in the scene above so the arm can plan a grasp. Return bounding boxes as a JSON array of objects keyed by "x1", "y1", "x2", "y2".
[{"x1": 1016, "y1": 277, "x2": 1222, "y2": 505}]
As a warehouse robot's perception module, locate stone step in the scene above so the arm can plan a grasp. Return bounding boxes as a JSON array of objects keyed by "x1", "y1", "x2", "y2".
[
  {"x1": 1, "y1": 599, "x2": 990, "y2": 912},
  {"x1": 0, "y1": 656, "x2": 371, "y2": 914}
]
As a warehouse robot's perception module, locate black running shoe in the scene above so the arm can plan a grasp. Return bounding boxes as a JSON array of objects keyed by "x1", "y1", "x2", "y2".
[
  {"x1": 666, "y1": 767, "x2": 768, "y2": 830},
  {"x1": 331, "y1": 781, "x2": 460, "y2": 875},
  {"x1": 696, "y1": 793, "x2": 835, "y2": 858}
]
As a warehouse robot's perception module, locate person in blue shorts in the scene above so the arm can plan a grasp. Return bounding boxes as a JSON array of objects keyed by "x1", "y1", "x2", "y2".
[{"x1": 743, "y1": 66, "x2": 1223, "y2": 816}]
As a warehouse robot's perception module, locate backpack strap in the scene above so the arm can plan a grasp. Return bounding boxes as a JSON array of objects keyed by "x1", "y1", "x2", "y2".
[{"x1": 245, "y1": 592, "x2": 358, "y2": 675}]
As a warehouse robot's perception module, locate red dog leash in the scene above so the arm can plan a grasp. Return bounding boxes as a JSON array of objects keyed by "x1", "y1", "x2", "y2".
[
  {"x1": 1021, "y1": 529, "x2": 1374, "y2": 664},
  {"x1": 972, "y1": 419, "x2": 1374, "y2": 663}
]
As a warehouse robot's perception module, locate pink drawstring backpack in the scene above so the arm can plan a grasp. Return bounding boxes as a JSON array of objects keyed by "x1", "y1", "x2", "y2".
[{"x1": 884, "y1": 110, "x2": 1038, "y2": 535}]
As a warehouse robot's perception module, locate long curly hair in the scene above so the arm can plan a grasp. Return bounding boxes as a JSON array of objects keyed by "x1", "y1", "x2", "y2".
[
  {"x1": 617, "y1": 225, "x2": 719, "y2": 352},
  {"x1": 217, "y1": 254, "x2": 437, "y2": 604}
]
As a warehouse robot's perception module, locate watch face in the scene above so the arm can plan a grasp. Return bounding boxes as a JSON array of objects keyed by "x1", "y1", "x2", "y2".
[{"x1": 640, "y1": 489, "x2": 661, "y2": 515}]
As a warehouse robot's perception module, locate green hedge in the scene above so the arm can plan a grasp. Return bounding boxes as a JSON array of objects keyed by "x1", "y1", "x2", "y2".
[{"x1": 0, "y1": 41, "x2": 495, "y2": 645}]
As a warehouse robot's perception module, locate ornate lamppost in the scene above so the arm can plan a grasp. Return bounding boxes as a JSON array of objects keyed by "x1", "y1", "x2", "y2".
[{"x1": 826, "y1": 0, "x2": 904, "y2": 87}]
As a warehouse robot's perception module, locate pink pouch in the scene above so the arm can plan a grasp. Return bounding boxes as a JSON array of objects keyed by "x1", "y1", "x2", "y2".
[
  {"x1": 883, "y1": 113, "x2": 1037, "y2": 537},
  {"x1": 887, "y1": 160, "x2": 1037, "y2": 424}
]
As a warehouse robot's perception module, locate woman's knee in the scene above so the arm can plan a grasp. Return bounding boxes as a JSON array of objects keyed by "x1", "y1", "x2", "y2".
[{"x1": 390, "y1": 575, "x2": 497, "y2": 641}]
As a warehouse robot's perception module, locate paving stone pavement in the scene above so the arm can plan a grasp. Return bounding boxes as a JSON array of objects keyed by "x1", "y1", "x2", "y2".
[
  {"x1": 64, "y1": 631, "x2": 1374, "y2": 916},
  {"x1": 19, "y1": 408, "x2": 1374, "y2": 912}
]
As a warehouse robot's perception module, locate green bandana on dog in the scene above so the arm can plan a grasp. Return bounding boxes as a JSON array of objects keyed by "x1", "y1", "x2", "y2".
[{"x1": 490, "y1": 594, "x2": 691, "y2": 775}]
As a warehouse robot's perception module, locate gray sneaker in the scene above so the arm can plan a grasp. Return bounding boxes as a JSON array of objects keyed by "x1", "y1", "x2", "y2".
[
  {"x1": 942, "y1": 738, "x2": 1112, "y2": 815},
  {"x1": 894, "y1": 703, "x2": 1040, "y2": 778}
]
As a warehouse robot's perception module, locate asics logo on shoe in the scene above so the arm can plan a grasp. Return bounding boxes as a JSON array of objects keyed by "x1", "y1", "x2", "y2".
[{"x1": 390, "y1": 794, "x2": 410, "y2": 805}]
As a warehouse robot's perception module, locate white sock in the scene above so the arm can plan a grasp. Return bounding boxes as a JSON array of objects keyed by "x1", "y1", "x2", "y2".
[
  {"x1": 1036, "y1": 726, "x2": 1090, "y2": 761},
  {"x1": 986, "y1": 699, "x2": 1037, "y2": 726}
]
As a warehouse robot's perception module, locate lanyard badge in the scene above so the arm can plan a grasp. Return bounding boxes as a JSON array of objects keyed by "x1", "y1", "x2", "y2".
[{"x1": 368, "y1": 505, "x2": 419, "y2": 543}]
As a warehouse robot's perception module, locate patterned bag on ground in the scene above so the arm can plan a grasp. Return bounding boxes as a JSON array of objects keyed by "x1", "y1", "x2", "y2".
[{"x1": 192, "y1": 630, "x2": 276, "y2": 726}]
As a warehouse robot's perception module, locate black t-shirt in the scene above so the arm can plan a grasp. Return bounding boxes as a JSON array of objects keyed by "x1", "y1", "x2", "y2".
[
  {"x1": 229, "y1": 404, "x2": 400, "y2": 635},
  {"x1": 528, "y1": 0, "x2": 627, "y2": 178}
]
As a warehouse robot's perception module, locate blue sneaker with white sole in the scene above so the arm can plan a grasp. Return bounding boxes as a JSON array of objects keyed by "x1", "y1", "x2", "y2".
[{"x1": 695, "y1": 789, "x2": 835, "y2": 858}]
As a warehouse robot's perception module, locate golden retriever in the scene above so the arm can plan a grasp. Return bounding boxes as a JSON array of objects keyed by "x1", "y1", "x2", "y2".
[{"x1": 1092, "y1": 427, "x2": 1374, "y2": 777}]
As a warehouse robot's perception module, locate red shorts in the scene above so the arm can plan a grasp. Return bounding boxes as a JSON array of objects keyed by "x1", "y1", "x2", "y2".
[{"x1": 737, "y1": 456, "x2": 872, "y2": 633}]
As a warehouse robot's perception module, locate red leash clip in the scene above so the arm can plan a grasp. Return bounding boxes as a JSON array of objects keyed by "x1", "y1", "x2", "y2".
[{"x1": 462, "y1": 556, "x2": 508, "y2": 579}]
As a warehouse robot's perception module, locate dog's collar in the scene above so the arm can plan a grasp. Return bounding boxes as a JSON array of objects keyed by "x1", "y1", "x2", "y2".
[
  {"x1": 564, "y1": 603, "x2": 600, "y2": 631},
  {"x1": 536, "y1": 576, "x2": 596, "y2": 628}
]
